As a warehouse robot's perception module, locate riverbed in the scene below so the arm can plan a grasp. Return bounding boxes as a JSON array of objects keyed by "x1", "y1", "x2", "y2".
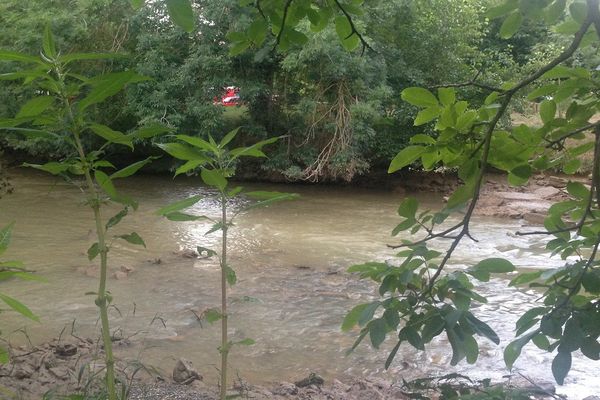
[{"x1": 0, "y1": 170, "x2": 597, "y2": 399}]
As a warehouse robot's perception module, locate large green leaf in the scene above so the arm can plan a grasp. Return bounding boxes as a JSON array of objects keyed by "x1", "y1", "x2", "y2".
[
  {"x1": 166, "y1": 0, "x2": 195, "y2": 32},
  {"x1": 94, "y1": 170, "x2": 118, "y2": 198},
  {"x1": 388, "y1": 146, "x2": 426, "y2": 173},
  {"x1": 176, "y1": 135, "x2": 217, "y2": 153},
  {"x1": 22, "y1": 162, "x2": 71, "y2": 175},
  {"x1": 89, "y1": 124, "x2": 133, "y2": 149},
  {"x1": 156, "y1": 195, "x2": 202, "y2": 216},
  {"x1": 42, "y1": 24, "x2": 57, "y2": 59},
  {"x1": 110, "y1": 158, "x2": 153, "y2": 179},
  {"x1": 552, "y1": 351, "x2": 572, "y2": 385},
  {"x1": 79, "y1": 71, "x2": 147, "y2": 111},
  {"x1": 201, "y1": 168, "x2": 227, "y2": 191},
  {"x1": 117, "y1": 232, "x2": 146, "y2": 248},
  {"x1": 131, "y1": 123, "x2": 172, "y2": 139},
  {"x1": 0, "y1": 50, "x2": 43, "y2": 64},
  {"x1": 16, "y1": 96, "x2": 53, "y2": 118},
  {"x1": 0, "y1": 293, "x2": 38, "y2": 321},
  {"x1": 401, "y1": 88, "x2": 439, "y2": 108},
  {"x1": 500, "y1": 11, "x2": 523, "y2": 38},
  {"x1": 157, "y1": 143, "x2": 208, "y2": 161}
]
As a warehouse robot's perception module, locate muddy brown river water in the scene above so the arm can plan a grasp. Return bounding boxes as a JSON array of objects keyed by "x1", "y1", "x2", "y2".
[{"x1": 0, "y1": 170, "x2": 597, "y2": 399}]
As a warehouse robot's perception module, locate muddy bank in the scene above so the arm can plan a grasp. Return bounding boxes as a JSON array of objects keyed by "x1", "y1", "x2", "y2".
[{"x1": 0, "y1": 337, "x2": 560, "y2": 400}]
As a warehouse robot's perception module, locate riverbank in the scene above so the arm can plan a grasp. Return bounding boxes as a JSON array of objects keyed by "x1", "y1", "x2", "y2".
[{"x1": 0, "y1": 336, "x2": 562, "y2": 400}]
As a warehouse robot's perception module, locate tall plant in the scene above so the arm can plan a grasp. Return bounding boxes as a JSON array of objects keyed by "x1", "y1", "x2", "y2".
[
  {"x1": 157, "y1": 128, "x2": 297, "y2": 400},
  {"x1": 0, "y1": 27, "x2": 167, "y2": 400}
]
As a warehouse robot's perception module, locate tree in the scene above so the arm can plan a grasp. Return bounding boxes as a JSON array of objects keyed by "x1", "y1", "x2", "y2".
[{"x1": 341, "y1": 0, "x2": 600, "y2": 386}]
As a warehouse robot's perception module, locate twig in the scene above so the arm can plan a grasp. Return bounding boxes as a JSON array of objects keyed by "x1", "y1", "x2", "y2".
[
  {"x1": 545, "y1": 121, "x2": 600, "y2": 148},
  {"x1": 332, "y1": 0, "x2": 373, "y2": 54},
  {"x1": 273, "y1": 0, "x2": 293, "y2": 51}
]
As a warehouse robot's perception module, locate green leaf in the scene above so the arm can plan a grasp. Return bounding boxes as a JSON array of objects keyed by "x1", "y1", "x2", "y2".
[
  {"x1": 486, "y1": 0, "x2": 518, "y2": 18},
  {"x1": 165, "y1": 212, "x2": 208, "y2": 222},
  {"x1": 0, "y1": 223, "x2": 14, "y2": 256},
  {"x1": 545, "y1": 0, "x2": 566, "y2": 24},
  {"x1": 242, "y1": 192, "x2": 299, "y2": 211},
  {"x1": 566, "y1": 181, "x2": 588, "y2": 199},
  {"x1": 563, "y1": 159, "x2": 580, "y2": 175},
  {"x1": 388, "y1": 146, "x2": 426, "y2": 173},
  {"x1": 437, "y1": 87, "x2": 456, "y2": 106},
  {"x1": 156, "y1": 195, "x2": 202, "y2": 216},
  {"x1": 552, "y1": 351, "x2": 571, "y2": 385},
  {"x1": 22, "y1": 162, "x2": 70, "y2": 175},
  {"x1": 369, "y1": 318, "x2": 387, "y2": 349},
  {"x1": 334, "y1": 15, "x2": 352, "y2": 41},
  {"x1": 472, "y1": 258, "x2": 515, "y2": 274},
  {"x1": 414, "y1": 106, "x2": 441, "y2": 126},
  {"x1": 540, "y1": 99, "x2": 556, "y2": 124},
  {"x1": 201, "y1": 168, "x2": 227, "y2": 191},
  {"x1": 225, "y1": 266, "x2": 237, "y2": 286},
  {"x1": 175, "y1": 160, "x2": 205, "y2": 176},
  {"x1": 204, "y1": 308, "x2": 222, "y2": 323},
  {"x1": 94, "y1": 170, "x2": 117, "y2": 198},
  {"x1": 342, "y1": 304, "x2": 369, "y2": 331},
  {"x1": 157, "y1": 143, "x2": 208, "y2": 161},
  {"x1": 106, "y1": 208, "x2": 128, "y2": 230},
  {"x1": 130, "y1": 123, "x2": 172, "y2": 139},
  {"x1": 446, "y1": 183, "x2": 474, "y2": 210},
  {"x1": 0, "y1": 346, "x2": 9, "y2": 364},
  {"x1": 401, "y1": 87, "x2": 439, "y2": 108},
  {"x1": 175, "y1": 135, "x2": 218, "y2": 153},
  {"x1": 248, "y1": 19, "x2": 268, "y2": 46},
  {"x1": 117, "y1": 232, "x2": 146, "y2": 248},
  {"x1": 43, "y1": 24, "x2": 57, "y2": 58},
  {"x1": 397, "y1": 198, "x2": 418, "y2": 218},
  {"x1": 230, "y1": 137, "x2": 279, "y2": 159},
  {"x1": 236, "y1": 338, "x2": 255, "y2": 346},
  {"x1": 219, "y1": 127, "x2": 240, "y2": 148},
  {"x1": 465, "y1": 312, "x2": 499, "y2": 345},
  {"x1": 16, "y1": 96, "x2": 53, "y2": 118},
  {"x1": 510, "y1": 271, "x2": 542, "y2": 286},
  {"x1": 400, "y1": 326, "x2": 425, "y2": 350},
  {"x1": 197, "y1": 246, "x2": 217, "y2": 257},
  {"x1": 500, "y1": 11, "x2": 523, "y2": 39},
  {"x1": 504, "y1": 331, "x2": 536, "y2": 369},
  {"x1": 89, "y1": 124, "x2": 133, "y2": 149},
  {"x1": 0, "y1": 50, "x2": 43, "y2": 64},
  {"x1": 166, "y1": 0, "x2": 195, "y2": 32},
  {"x1": 0, "y1": 293, "x2": 38, "y2": 321},
  {"x1": 87, "y1": 243, "x2": 100, "y2": 261},
  {"x1": 569, "y1": 2, "x2": 587, "y2": 23},
  {"x1": 79, "y1": 71, "x2": 147, "y2": 111},
  {"x1": 111, "y1": 158, "x2": 153, "y2": 179}
]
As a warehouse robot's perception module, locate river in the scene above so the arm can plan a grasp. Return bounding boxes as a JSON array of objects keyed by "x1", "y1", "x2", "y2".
[{"x1": 0, "y1": 170, "x2": 597, "y2": 399}]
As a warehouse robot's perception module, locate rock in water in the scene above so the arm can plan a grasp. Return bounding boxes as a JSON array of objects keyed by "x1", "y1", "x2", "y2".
[
  {"x1": 295, "y1": 372, "x2": 324, "y2": 388},
  {"x1": 172, "y1": 358, "x2": 201, "y2": 384}
]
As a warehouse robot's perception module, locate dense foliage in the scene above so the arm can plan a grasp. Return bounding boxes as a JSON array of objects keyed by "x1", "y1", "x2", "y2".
[{"x1": 1, "y1": 0, "x2": 555, "y2": 182}]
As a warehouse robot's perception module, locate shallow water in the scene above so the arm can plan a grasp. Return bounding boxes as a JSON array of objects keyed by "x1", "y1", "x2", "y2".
[{"x1": 0, "y1": 170, "x2": 597, "y2": 399}]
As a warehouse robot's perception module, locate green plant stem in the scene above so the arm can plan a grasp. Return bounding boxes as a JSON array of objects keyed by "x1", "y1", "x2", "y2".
[
  {"x1": 220, "y1": 193, "x2": 228, "y2": 400},
  {"x1": 72, "y1": 129, "x2": 117, "y2": 400}
]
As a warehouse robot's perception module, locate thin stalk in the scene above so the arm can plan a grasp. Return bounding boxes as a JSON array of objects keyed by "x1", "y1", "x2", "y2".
[
  {"x1": 219, "y1": 193, "x2": 228, "y2": 400},
  {"x1": 72, "y1": 130, "x2": 117, "y2": 400}
]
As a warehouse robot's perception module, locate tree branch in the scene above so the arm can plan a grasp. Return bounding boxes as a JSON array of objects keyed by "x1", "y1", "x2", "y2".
[
  {"x1": 273, "y1": 0, "x2": 294, "y2": 50},
  {"x1": 332, "y1": 0, "x2": 373, "y2": 54},
  {"x1": 545, "y1": 121, "x2": 600, "y2": 148}
]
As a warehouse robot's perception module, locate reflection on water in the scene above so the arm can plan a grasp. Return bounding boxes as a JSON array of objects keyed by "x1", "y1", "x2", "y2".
[{"x1": 0, "y1": 170, "x2": 596, "y2": 398}]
